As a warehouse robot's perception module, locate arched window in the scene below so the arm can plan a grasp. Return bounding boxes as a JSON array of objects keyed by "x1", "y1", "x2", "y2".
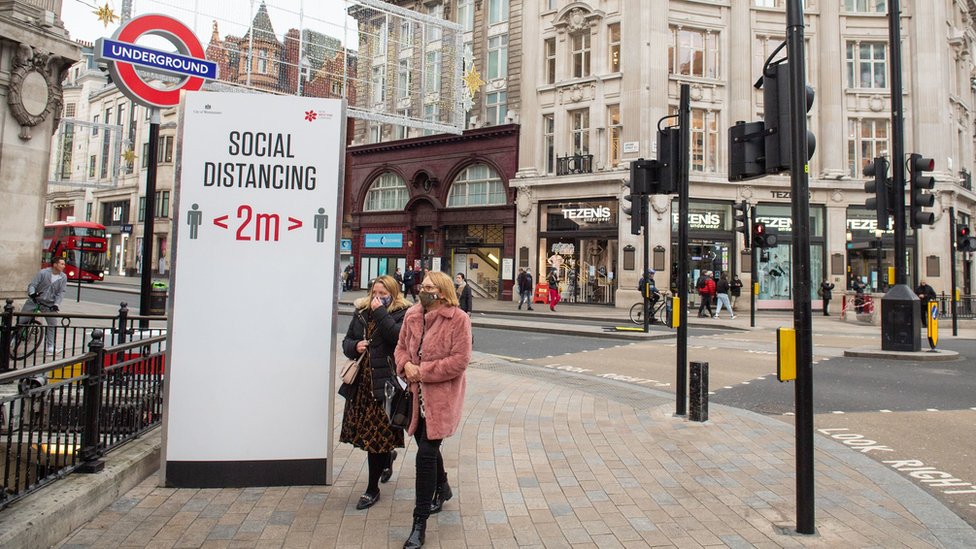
[
  {"x1": 447, "y1": 164, "x2": 506, "y2": 207},
  {"x1": 364, "y1": 172, "x2": 408, "y2": 211}
]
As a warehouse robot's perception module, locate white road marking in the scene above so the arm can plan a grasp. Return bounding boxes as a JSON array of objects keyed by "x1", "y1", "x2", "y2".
[
  {"x1": 724, "y1": 386, "x2": 733, "y2": 389},
  {"x1": 783, "y1": 412, "x2": 795, "y2": 416},
  {"x1": 741, "y1": 381, "x2": 750, "y2": 385},
  {"x1": 880, "y1": 409, "x2": 892, "y2": 413},
  {"x1": 831, "y1": 411, "x2": 845, "y2": 414},
  {"x1": 927, "y1": 408, "x2": 939, "y2": 412}
]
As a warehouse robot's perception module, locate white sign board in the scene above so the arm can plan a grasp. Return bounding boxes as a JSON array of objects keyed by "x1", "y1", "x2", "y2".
[{"x1": 163, "y1": 92, "x2": 343, "y2": 487}]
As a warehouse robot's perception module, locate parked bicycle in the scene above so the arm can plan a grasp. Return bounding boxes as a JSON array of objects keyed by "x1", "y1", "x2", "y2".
[
  {"x1": 629, "y1": 292, "x2": 670, "y2": 325},
  {"x1": 9, "y1": 303, "x2": 44, "y2": 360}
]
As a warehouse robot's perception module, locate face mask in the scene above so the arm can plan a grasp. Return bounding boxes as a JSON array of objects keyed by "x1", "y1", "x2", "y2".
[
  {"x1": 419, "y1": 292, "x2": 439, "y2": 308},
  {"x1": 380, "y1": 296, "x2": 392, "y2": 307}
]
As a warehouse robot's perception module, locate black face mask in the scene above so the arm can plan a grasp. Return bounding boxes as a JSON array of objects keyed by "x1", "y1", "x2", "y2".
[{"x1": 419, "y1": 291, "x2": 439, "y2": 308}]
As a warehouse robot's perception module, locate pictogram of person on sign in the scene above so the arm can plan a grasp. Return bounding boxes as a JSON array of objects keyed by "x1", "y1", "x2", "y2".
[
  {"x1": 314, "y1": 208, "x2": 329, "y2": 243},
  {"x1": 187, "y1": 203, "x2": 202, "y2": 239}
]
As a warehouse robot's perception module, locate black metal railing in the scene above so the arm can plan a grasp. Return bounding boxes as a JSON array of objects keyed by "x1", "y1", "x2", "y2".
[
  {"x1": 0, "y1": 329, "x2": 166, "y2": 510},
  {"x1": 937, "y1": 293, "x2": 976, "y2": 319},
  {"x1": 556, "y1": 153, "x2": 594, "y2": 175},
  {"x1": 2, "y1": 299, "x2": 166, "y2": 373}
]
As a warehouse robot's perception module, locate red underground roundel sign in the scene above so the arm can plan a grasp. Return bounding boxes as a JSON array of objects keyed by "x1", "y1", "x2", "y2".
[{"x1": 95, "y1": 14, "x2": 218, "y2": 108}]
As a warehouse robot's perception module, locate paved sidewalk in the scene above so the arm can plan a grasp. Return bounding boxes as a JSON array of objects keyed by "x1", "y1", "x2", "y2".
[{"x1": 53, "y1": 352, "x2": 976, "y2": 548}]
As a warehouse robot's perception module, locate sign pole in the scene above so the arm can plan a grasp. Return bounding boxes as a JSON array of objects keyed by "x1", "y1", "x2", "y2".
[
  {"x1": 139, "y1": 108, "x2": 160, "y2": 325},
  {"x1": 750, "y1": 206, "x2": 757, "y2": 328},
  {"x1": 950, "y1": 206, "x2": 958, "y2": 336}
]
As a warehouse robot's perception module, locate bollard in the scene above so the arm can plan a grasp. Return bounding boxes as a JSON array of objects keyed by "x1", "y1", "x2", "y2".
[
  {"x1": 78, "y1": 329, "x2": 106, "y2": 473},
  {"x1": 689, "y1": 361, "x2": 709, "y2": 422},
  {"x1": 0, "y1": 299, "x2": 13, "y2": 372}
]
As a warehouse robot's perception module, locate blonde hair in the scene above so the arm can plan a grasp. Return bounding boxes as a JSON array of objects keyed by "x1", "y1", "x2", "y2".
[
  {"x1": 422, "y1": 271, "x2": 459, "y2": 307},
  {"x1": 355, "y1": 274, "x2": 410, "y2": 310}
]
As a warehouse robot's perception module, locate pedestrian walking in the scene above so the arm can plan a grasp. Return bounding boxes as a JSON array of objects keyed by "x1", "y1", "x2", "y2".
[
  {"x1": 730, "y1": 275, "x2": 743, "y2": 311},
  {"x1": 697, "y1": 271, "x2": 715, "y2": 318},
  {"x1": 714, "y1": 273, "x2": 735, "y2": 319},
  {"x1": 344, "y1": 264, "x2": 356, "y2": 291},
  {"x1": 517, "y1": 268, "x2": 534, "y2": 310},
  {"x1": 404, "y1": 267, "x2": 418, "y2": 302},
  {"x1": 19, "y1": 256, "x2": 67, "y2": 352},
  {"x1": 546, "y1": 268, "x2": 561, "y2": 311},
  {"x1": 455, "y1": 273, "x2": 472, "y2": 314},
  {"x1": 394, "y1": 268, "x2": 404, "y2": 292},
  {"x1": 394, "y1": 271, "x2": 471, "y2": 548},
  {"x1": 339, "y1": 275, "x2": 409, "y2": 510},
  {"x1": 820, "y1": 278, "x2": 835, "y2": 316},
  {"x1": 915, "y1": 280, "x2": 937, "y2": 327}
]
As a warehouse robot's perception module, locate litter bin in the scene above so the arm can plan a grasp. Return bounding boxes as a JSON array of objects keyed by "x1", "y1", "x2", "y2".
[{"x1": 149, "y1": 281, "x2": 168, "y2": 316}]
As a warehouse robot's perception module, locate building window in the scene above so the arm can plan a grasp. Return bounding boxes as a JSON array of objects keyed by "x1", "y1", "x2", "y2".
[
  {"x1": 608, "y1": 23, "x2": 621, "y2": 73},
  {"x1": 138, "y1": 197, "x2": 146, "y2": 222},
  {"x1": 458, "y1": 0, "x2": 474, "y2": 32},
  {"x1": 396, "y1": 109, "x2": 410, "y2": 140},
  {"x1": 846, "y1": 41, "x2": 887, "y2": 89},
  {"x1": 425, "y1": 51, "x2": 442, "y2": 94},
  {"x1": 89, "y1": 155, "x2": 96, "y2": 177},
  {"x1": 447, "y1": 164, "x2": 506, "y2": 207},
  {"x1": 689, "y1": 108, "x2": 719, "y2": 173},
  {"x1": 669, "y1": 27, "x2": 719, "y2": 79},
  {"x1": 364, "y1": 172, "x2": 409, "y2": 211},
  {"x1": 572, "y1": 32, "x2": 591, "y2": 78},
  {"x1": 65, "y1": 103, "x2": 76, "y2": 118},
  {"x1": 257, "y1": 48, "x2": 268, "y2": 74},
  {"x1": 92, "y1": 114, "x2": 99, "y2": 135},
  {"x1": 544, "y1": 38, "x2": 556, "y2": 84},
  {"x1": 488, "y1": 0, "x2": 509, "y2": 25},
  {"x1": 427, "y1": 4, "x2": 443, "y2": 41},
  {"x1": 86, "y1": 202, "x2": 92, "y2": 222},
  {"x1": 845, "y1": 0, "x2": 887, "y2": 12},
  {"x1": 487, "y1": 91, "x2": 507, "y2": 125},
  {"x1": 159, "y1": 135, "x2": 174, "y2": 163},
  {"x1": 331, "y1": 81, "x2": 344, "y2": 96},
  {"x1": 397, "y1": 59, "x2": 411, "y2": 99},
  {"x1": 400, "y1": 20, "x2": 414, "y2": 49},
  {"x1": 543, "y1": 114, "x2": 555, "y2": 174},
  {"x1": 487, "y1": 35, "x2": 508, "y2": 80},
  {"x1": 424, "y1": 102, "x2": 440, "y2": 132},
  {"x1": 155, "y1": 191, "x2": 170, "y2": 218},
  {"x1": 372, "y1": 65, "x2": 386, "y2": 104},
  {"x1": 608, "y1": 105, "x2": 622, "y2": 168},
  {"x1": 570, "y1": 109, "x2": 590, "y2": 155},
  {"x1": 754, "y1": 0, "x2": 776, "y2": 6},
  {"x1": 848, "y1": 119, "x2": 889, "y2": 177},
  {"x1": 369, "y1": 123, "x2": 383, "y2": 144}
]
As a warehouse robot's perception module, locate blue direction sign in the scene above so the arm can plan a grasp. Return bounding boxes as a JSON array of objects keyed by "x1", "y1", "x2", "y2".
[
  {"x1": 97, "y1": 38, "x2": 218, "y2": 79},
  {"x1": 364, "y1": 233, "x2": 403, "y2": 248}
]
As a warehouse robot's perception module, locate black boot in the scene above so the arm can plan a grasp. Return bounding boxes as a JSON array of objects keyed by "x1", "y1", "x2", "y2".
[
  {"x1": 429, "y1": 479, "x2": 453, "y2": 514},
  {"x1": 403, "y1": 515, "x2": 426, "y2": 548}
]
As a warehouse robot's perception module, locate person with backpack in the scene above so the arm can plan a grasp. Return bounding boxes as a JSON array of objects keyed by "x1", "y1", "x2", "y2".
[
  {"x1": 403, "y1": 267, "x2": 418, "y2": 302},
  {"x1": 697, "y1": 271, "x2": 715, "y2": 318},
  {"x1": 516, "y1": 268, "x2": 534, "y2": 310},
  {"x1": 637, "y1": 269, "x2": 661, "y2": 322}
]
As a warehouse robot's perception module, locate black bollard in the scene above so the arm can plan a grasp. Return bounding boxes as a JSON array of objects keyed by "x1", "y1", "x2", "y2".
[{"x1": 689, "y1": 361, "x2": 709, "y2": 422}]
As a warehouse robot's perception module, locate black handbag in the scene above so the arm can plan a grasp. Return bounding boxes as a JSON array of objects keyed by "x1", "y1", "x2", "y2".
[{"x1": 384, "y1": 377, "x2": 412, "y2": 429}]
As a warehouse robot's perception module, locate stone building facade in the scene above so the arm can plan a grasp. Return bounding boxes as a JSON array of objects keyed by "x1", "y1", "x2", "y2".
[{"x1": 514, "y1": 0, "x2": 976, "y2": 309}]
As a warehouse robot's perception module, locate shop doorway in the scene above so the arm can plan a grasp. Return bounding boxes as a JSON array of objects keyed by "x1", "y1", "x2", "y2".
[
  {"x1": 451, "y1": 247, "x2": 500, "y2": 298},
  {"x1": 540, "y1": 236, "x2": 617, "y2": 305},
  {"x1": 671, "y1": 239, "x2": 731, "y2": 306}
]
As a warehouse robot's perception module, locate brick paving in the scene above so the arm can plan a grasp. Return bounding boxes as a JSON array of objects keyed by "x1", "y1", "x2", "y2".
[{"x1": 55, "y1": 352, "x2": 976, "y2": 548}]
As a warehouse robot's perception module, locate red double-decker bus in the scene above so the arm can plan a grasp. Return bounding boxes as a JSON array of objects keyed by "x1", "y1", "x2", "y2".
[{"x1": 42, "y1": 221, "x2": 108, "y2": 282}]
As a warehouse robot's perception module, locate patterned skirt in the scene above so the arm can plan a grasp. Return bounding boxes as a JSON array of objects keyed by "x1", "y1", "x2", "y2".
[{"x1": 339, "y1": 358, "x2": 404, "y2": 453}]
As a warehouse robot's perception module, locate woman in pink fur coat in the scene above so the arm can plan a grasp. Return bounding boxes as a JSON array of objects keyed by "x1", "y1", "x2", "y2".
[{"x1": 394, "y1": 271, "x2": 471, "y2": 549}]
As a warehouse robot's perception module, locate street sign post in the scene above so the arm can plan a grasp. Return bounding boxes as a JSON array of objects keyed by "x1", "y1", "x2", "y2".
[{"x1": 164, "y1": 92, "x2": 344, "y2": 488}]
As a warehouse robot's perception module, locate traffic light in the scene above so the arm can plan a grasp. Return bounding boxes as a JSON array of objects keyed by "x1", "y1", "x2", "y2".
[
  {"x1": 655, "y1": 126, "x2": 680, "y2": 194},
  {"x1": 728, "y1": 121, "x2": 766, "y2": 182},
  {"x1": 762, "y1": 60, "x2": 817, "y2": 174},
  {"x1": 624, "y1": 159, "x2": 651, "y2": 235},
  {"x1": 909, "y1": 153, "x2": 935, "y2": 228},
  {"x1": 957, "y1": 226, "x2": 976, "y2": 252},
  {"x1": 753, "y1": 221, "x2": 779, "y2": 249},
  {"x1": 733, "y1": 200, "x2": 750, "y2": 248},
  {"x1": 863, "y1": 157, "x2": 891, "y2": 231}
]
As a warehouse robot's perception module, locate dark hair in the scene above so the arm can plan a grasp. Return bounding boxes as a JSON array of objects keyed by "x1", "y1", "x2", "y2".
[{"x1": 456, "y1": 272, "x2": 465, "y2": 280}]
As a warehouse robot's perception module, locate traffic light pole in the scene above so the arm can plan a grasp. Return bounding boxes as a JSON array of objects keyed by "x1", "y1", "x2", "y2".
[
  {"x1": 750, "y1": 207, "x2": 757, "y2": 329},
  {"x1": 888, "y1": 0, "x2": 908, "y2": 284},
  {"x1": 675, "y1": 84, "x2": 690, "y2": 417},
  {"x1": 139, "y1": 108, "x2": 160, "y2": 329},
  {"x1": 643, "y1": 195, "x2": 650, "y2": 333},
  {"x1": 786, "y1": 0, "x2": 815, "y2": 535},
  {"x1": 950, "y1": 206, "x2": 958, "y2": 336}
]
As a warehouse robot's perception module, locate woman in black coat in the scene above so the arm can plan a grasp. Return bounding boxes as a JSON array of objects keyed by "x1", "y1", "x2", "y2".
[
  {"x1": 455, "y1": 273, "x2": 473, "y2": 314},
  {"x1": 820, "y1": 278, "x2": 835, "y2": 316},
  {"x1": 340, "y1": 275, "x2": 410, "y2": 510}
]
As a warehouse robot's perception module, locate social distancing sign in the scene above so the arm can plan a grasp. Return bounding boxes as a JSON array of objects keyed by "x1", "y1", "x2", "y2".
[{"x1": 163, "y1": 91, "x2": 344, "y2": 487}]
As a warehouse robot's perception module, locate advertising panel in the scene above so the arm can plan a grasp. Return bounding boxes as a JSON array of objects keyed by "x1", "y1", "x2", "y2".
[{"x1": 163, "y1": 92, "x2": 344, "y2": 487}]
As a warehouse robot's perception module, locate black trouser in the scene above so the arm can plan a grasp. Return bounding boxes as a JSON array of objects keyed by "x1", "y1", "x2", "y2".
[
  {"x1": 822, "y1": 297, "x2": 830, "y2": 315},
  {"x1": 413, "y1": 417, "x2": 446, "y2": 519},
  {"x1": 697, "y1": 294, "x2": 713, "y2": 316},
  {"x1": 920, "y1": 300, "x2": 930, "y2": 326}
]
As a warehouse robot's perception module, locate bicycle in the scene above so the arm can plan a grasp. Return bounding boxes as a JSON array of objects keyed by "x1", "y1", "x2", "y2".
[
  {"x1": 9, "y1": 303, "x2": 44, "y2": 360},
  {"x1": 630, "y1": 293, "x2": 670, "y2": 325}
]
